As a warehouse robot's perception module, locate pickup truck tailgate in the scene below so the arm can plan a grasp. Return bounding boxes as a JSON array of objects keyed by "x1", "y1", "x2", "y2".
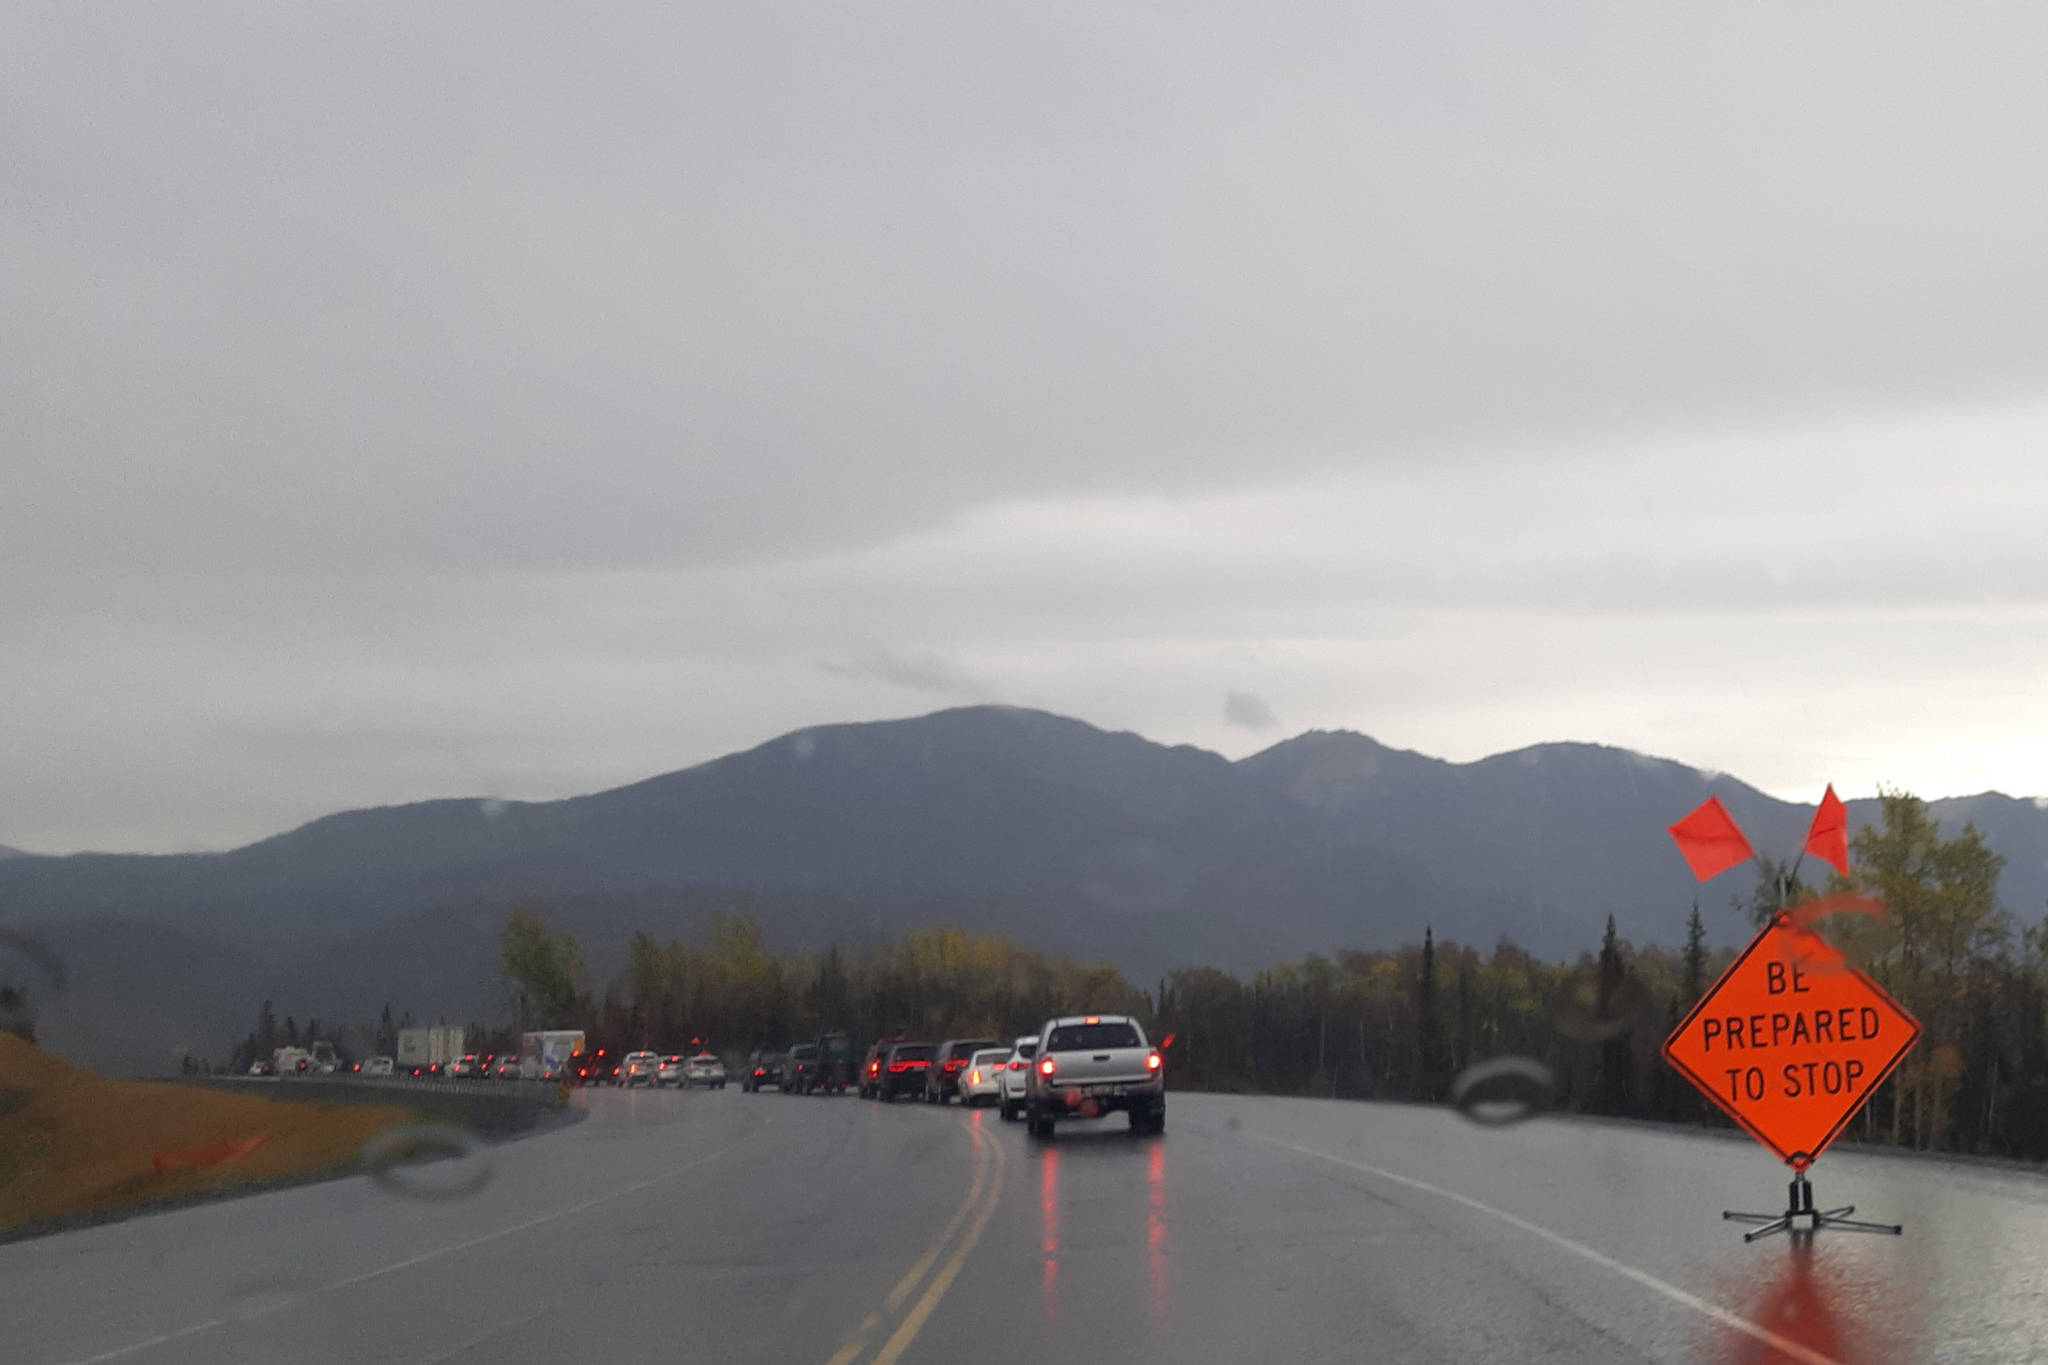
[{"x1": 1042, "y1": 1021, "x2": 1154, "y2": 1085}]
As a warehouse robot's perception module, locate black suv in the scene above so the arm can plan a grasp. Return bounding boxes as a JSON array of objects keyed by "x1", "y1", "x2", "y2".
[
  {"x1": 926, "y1": 1037, "x2": 1002, "y2": 1103},
  {"x1": 872, "y1": 1041, "x2": 935, "y2": 1101},
  {"x1": 743, "y1": 1048, "x2": 785, "y2": 1092}
]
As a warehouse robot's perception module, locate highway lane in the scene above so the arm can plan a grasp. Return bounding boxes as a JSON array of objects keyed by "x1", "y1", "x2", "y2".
[{"x1": 8, "y1": 1085, "x2": 2048, "y2": 1364}]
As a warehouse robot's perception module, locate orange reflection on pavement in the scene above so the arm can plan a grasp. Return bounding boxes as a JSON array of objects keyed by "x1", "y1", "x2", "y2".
[
  {"x1": 1039, "y1": 1147, "x2": 1061, "y2": 1332},
  {"x1": 1710, "y1": 1236, "x2": 1914, "y2": 1365},
  {"x1": 1146, "y1": 1138, "x2": 1168, "y2": 1328}
]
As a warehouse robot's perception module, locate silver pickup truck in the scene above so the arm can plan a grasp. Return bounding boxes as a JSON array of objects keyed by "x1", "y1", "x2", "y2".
[{"x1": 1022, "y1": 1014, "x2": 1165, "y2": 1138}]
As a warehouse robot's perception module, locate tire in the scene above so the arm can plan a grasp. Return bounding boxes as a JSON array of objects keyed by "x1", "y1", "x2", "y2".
[{"x1": 1000, "y1": 1099, "x2": 1017, "y2": 1122}]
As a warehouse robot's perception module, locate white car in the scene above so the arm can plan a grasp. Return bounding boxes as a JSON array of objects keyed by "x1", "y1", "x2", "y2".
[
  {"x1": 359, "y1": 1055, "x2": 395, "y2": 1077},
  {"x1": 684, "y1": 1053, "x2": 727, "y2": 1089},
  {"x1": 621, "y1": 1051, "x2": 661, "y2": 1088},
  {"x1": 997, "y1": 1034, "x2": 1039, "y2": 1121},
  {"x1": 959, "y1": 1048, "x2": 1009, "y2": 1108},
  {"x1": 655, "y1": 1054, "x2": 686, "y2": 1087}
]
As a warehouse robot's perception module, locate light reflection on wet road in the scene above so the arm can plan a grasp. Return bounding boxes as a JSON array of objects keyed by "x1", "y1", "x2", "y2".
[{"x1": 10, "y1": 1086, "x2": 2048, "y2": 1364}]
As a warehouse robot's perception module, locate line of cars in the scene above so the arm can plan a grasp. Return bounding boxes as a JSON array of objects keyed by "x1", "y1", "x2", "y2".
[
  {"x1": 741, "y1": 1033, "x2": 856, "y2": 1093},
  {"x1": 593, "y1": 1050, "x2": 728, "y2": 1088},
  {"x1": 748, "y1": 1014, "x2": 1164, "y2": 1139}
]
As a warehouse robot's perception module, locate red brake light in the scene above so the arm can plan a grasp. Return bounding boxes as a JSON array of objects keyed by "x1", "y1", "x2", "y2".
[
  {"x1": 1009, "y1": 1060, "x2": 1024, "y2": 1071},
  {"x1": 968, "y1": 1069, "x2": 981, "y2": 1085},
  {"x1": 1038, "y1": 1057, "x2": 1055, "y2": 1076},
  {"x1": 869, "y1": 1060, "x2": 880, "y2": 1074},
  {"x1": 1146, "y1": 1051, "x2": 1162, "y2": 1071},
  {"x1": 1084, "y1": 1015, "x2": 1100, "y2": 1025}
]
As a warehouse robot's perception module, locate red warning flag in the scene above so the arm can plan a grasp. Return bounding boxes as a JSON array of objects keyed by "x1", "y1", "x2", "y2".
[
  {"x1": 1667, "y1": 796, "x2": 1754, "y2": 882},
  {"x1": 152, "y1": 1134, "x2": 267, "y2": 1174},
  {"x1": 1803, "y1": 784, "x2": 1851, "y2": 877}
]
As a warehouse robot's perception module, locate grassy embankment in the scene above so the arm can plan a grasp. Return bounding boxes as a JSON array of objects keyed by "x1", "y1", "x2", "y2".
[{"x1": 0, "y1": 1035, "x2": 416, "y2": 1236}]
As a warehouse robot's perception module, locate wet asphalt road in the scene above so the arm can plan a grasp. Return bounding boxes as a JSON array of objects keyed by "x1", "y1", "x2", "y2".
[{"x1": 5, "y1": 1084, "x2": 2045, "y2": 1365}]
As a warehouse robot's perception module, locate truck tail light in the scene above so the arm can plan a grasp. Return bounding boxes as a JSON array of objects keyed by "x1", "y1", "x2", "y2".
[
  {"x1": 1146, "y1": 1051, "x2": 1162, "y2": 1071},
  {"x1": 1038, "y1": 1057, "x2": 1056, "y2": 1077}
]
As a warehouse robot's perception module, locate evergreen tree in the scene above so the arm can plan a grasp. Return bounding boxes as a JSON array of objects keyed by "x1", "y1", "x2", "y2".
[
  {"x1": 1681, "y1": 902, "x2": 1707, "y2": 1005},
  {"x1": 1416, "y1": 927, "x2": 1443, "y2": 1101},
  {"x1": 1596, "y1": 916, "x2": 1629, "y2": 1113}
]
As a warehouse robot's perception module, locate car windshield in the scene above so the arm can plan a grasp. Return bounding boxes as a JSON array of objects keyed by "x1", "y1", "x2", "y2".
[
  {"x1": 1046, "y1": 1023, "x2": 1144, "y2": 1052},
  {"x1": 11, "y1": 11, "x2": 2039, "y2": 1364}
]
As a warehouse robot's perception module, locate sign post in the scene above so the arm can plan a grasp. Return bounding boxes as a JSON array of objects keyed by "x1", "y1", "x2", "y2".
[{"x1": 1663, "y1": 791, "x2": 1921, "y2": 1242}]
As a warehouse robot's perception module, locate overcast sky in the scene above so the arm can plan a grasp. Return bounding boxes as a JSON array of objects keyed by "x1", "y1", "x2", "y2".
[{"x1": 8, "y1": 5, "x2": 2048, "y2": 854}]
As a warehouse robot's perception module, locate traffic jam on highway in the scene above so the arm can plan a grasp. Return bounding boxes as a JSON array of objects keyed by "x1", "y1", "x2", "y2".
[{"x1": 256, "y1": 1014, "x2": 1167, "y2": 1137}]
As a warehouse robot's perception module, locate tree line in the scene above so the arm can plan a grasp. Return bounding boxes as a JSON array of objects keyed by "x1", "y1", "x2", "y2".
[{"x1": 239, "y1": 787, "x2": 2048, "y2": 1160}]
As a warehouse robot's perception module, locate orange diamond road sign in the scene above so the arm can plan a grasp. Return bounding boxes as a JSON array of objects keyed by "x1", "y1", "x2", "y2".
[{"x1": 1664, "y1": 913, "x2": 1920, "y2": 1169}]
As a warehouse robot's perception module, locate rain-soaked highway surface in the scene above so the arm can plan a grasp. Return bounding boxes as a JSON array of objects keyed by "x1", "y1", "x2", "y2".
[{"x1": 7, "y1": 1085, "x2": 2042, "y2": 1365}]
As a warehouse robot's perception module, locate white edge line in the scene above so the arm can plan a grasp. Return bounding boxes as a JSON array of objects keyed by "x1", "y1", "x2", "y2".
[
  {"x1": 53, "y1": 1128, "x2": 760, "y2": 1365},
  {"x1": 1244, "y1": 1131, "x2": 1847, "y2": 1365}
]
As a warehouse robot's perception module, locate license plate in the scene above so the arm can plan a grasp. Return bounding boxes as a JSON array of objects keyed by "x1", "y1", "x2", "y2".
[{"x1": 1083, "y1": 1084, "x2": 1126, "y2": 1097}]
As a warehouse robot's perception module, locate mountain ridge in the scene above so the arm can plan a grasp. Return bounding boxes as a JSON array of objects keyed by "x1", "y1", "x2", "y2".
[{"x1": 7, "y1": 706, "x2": 2046, "y2": 1075}]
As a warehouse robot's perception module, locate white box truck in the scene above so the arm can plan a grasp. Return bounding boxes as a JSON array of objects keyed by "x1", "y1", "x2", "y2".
[
  {"x1": 397, "y1": 1026, "x2": 466, "y2": 1076},
  {"x1": 520, "y1": 1030, "x2": 585, "y2": 1080}
]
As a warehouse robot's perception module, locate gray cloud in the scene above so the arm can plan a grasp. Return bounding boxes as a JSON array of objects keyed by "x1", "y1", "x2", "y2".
[
  {"x1": 817, "y1": 650, "x2": 986, "y2": 697},
  {"x1": 5, "y1": 4, "x2": 2048, "y2": 851},
  {"x1": 1223, "y1": 691, "x2": 1281, "y2": 732}
]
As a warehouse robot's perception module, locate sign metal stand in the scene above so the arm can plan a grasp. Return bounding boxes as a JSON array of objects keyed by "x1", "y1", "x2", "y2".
[{"x1": 1721, "y1": 1168, "x2": 1902, "y2": 1243}]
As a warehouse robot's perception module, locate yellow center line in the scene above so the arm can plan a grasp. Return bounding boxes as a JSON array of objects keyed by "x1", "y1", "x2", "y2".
[
  {"x1": 867, "y1": 1120, "x2": 1007, "y2": 1365},
  {"x1": 822, "y1": 1112, "x2": 995, "y2": 1365},
  {"x1": 882, "y1": 1122, "x2": 989, "y2": 1312}
]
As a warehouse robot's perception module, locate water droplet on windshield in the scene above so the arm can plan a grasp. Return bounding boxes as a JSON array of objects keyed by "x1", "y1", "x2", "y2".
[
  {"x1": 1448, "y1": 1056, "x2": 1554, "y2": 1126},
  {"x1": 360, "y1": 1123, "x2": 493, "y2": 1201}
]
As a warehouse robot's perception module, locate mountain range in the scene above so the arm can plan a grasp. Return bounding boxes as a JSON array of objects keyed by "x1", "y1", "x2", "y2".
[{"x1": 4, "y1": 706, "x2": 2043, "y2": 1075}]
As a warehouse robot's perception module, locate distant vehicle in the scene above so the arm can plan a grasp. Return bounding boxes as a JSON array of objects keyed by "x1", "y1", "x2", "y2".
[
  {"x1": 449, "y1": 1054, "x2": 484, "y2": 1080},
  {"x1": 743, "y1": 1048, "x2": 785, "y2": 1092},
  {"x1": 811, "y1": 1032, "x2": 855, "y2": 1094},
  {"x1": 308, "y1": 1040, "x2": 340, "y2": 1075},
  {"x1": 574, "y1": 1048, "x2": 615, "y2": 1085},
  {"x1": 684, "y1": 1053, "x2": 726, "y2": 1089},
  {"x1": 656, "y1": 1054, "x2": 686, "y2": 1087},
  {"x1": 998, "y1": 1034, "x2": 1039, "y2": 1121},
  {"x1": 360, "y1": 1055, "x2": 394, "y2": 1077},
  {"x1": 872, "y1": 1041, "x2": 935, "y2": 1102},
  {"x1": 1023, "y1": 1015, "x2": 1164, "y2": 1139},
  {"x1": 621, "y1": 1051, "x2": 661, "y2": 1088},
  {"x1": 247, "y1": 1059, "x2": 275, "y2": 1077},
  {"x1": 780, "y1": 1043, "x2": 819, "y2": 1093},
  {"x1": 492, "y1": 1056, "x2": 521, "y2": 1080},
  {"x1": 397, "y1": 1026, "x2": 465, "y2": 1075},
  {"x1": 273, "y1": 1046, "x2": 312, "y2": 1076},
  {"x1": 857, "y1": 1037, "x2": 906, "y2": 1099},
  {"x1": 958, "y1": 1047, "x2": 1009, "y2": 1108},
  {"x1": 519, "y1": 1030, "x2": 585, "y2": 1081},
  {"x1": 926, "y1": 1037, "x2": 1002, "y2": 1104}
]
